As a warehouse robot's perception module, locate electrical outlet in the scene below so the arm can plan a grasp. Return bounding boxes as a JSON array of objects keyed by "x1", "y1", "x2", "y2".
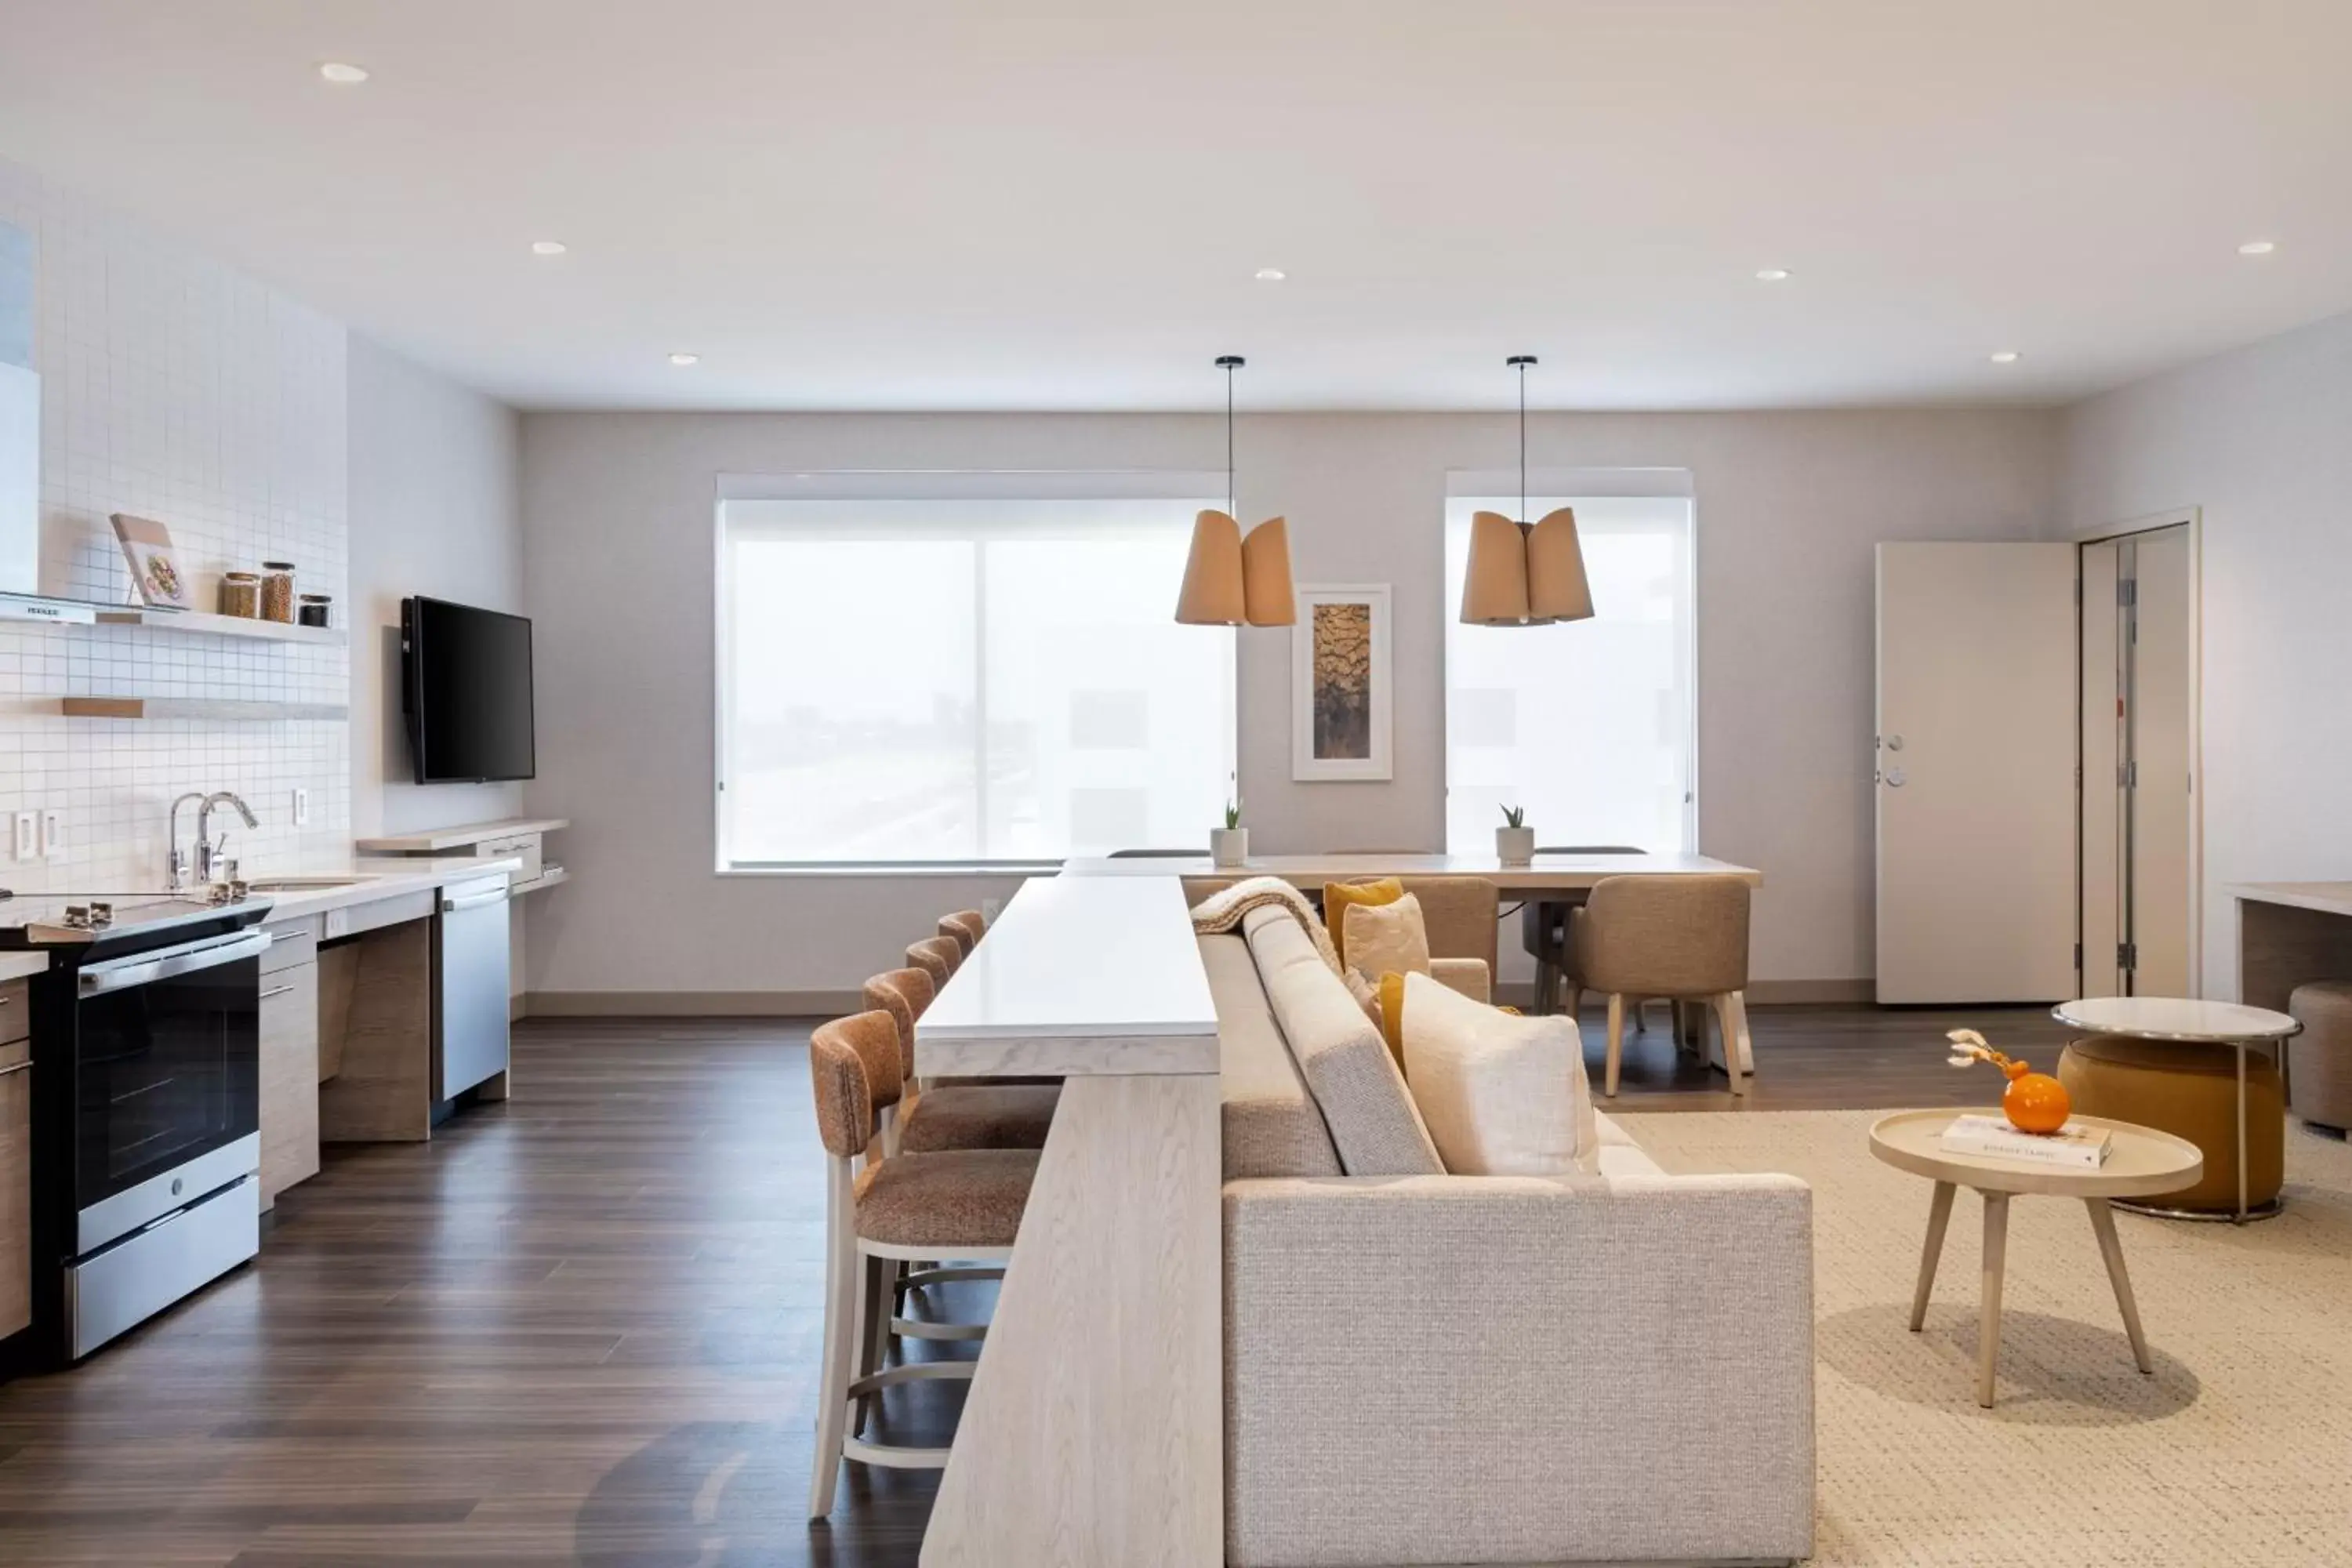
[
  {"x1": 39, "y1": 808, "x2": 63, "y2": 859},
  {"x1": 11, "y1": 811, "x2": 33, "y2": 861},
  {"x1": 292, "y1": 786, "x2": 311, "y2": 828}
]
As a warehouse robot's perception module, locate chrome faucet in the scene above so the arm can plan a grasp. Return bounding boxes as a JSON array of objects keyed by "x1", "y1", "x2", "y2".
[
  {"x1": 195, "y1": 791, "x2": 259, "y2": 884},
  {"x1": 165, "y1": 792, "x2": 206, "y2": 892}
]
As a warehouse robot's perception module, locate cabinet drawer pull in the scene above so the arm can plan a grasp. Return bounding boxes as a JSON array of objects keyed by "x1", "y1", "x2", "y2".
[{"x1": 259, "y1": 984, "x2": 299, "y2": 1001}]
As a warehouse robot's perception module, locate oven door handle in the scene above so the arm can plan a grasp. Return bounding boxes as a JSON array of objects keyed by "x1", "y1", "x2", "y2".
[{"x1": 78, "y1": 929, "x2": 273, "y2": 997}]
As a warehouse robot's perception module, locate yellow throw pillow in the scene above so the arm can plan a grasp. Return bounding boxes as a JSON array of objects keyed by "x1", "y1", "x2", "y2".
[
  {"x1": 1341, "y1": 893, "x2": 1432, "y2": 987},
  {"x1": 1377, "y1": 971, "x2": 1409, "y2": 1065},
  {"x1": 1323, "y1": 877, "x2": 1405, "y2": 968}
]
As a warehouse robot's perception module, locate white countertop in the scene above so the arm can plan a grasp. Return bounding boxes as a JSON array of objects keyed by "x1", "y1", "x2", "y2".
[
  {"x1": 0, "y1": 951, "x2": 46, "y2": 982},
  {"x1": 2229, "y1": 881, "x2": 2352, "y2": 920},
  {"x1": 1060, "y1": 849, "x2": 1762, "y2": 890},
  {"x1": 916, "y1": 876, "x2": 1219, "y2": 1078},
  {"x1": 255, "y1": 855, "x2": 524, "y2": 923}
]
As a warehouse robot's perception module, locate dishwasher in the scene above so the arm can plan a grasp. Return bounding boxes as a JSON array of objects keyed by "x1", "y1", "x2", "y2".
[{"x1": 434, "y1": 873, "x2": 513, "y2": 1103}]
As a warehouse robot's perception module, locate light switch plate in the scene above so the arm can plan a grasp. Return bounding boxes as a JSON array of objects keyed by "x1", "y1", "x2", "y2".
[
  {"x1": 292, "y1": 786, "x2": 311, "y2": 827},
  {"x1": 11, "y1": 811, "x2": 33, "y2": 861},
  {"x1": 39, "y1": 808, "x2": 63, "y2": 859}
]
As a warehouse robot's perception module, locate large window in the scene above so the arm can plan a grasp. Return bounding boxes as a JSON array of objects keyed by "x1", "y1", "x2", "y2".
[
  {"x1": 718, "y1": 497, "x2": 1235, "y2": 868},
  {"x1": 1443, "y1": 494, "x2": 1696, "y2": 854}
]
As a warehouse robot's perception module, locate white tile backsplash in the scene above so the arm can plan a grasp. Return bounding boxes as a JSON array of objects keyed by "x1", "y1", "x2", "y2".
[{"x1": 0, "y1": 161, "x2": 350, "y2": 895}]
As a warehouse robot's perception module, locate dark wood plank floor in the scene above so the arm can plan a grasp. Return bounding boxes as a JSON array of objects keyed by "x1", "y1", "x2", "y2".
[{"x1": 0, "y1": 1004, "x2": 2071, "y2": 1565}]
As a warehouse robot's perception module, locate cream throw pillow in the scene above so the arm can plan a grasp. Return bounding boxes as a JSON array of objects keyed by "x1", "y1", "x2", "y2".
[
  {"x1": 1341, "y1": 893, "x2": 1430, "y2": 985},
  {"x1": 1398, "y1": 970, "x2": 1595, "y2": 1176}
]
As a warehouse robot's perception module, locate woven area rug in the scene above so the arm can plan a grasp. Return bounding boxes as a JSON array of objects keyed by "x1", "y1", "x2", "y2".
[{"x1": 1617, "y1": 1109, "x2": 2352, "y2": 1567}]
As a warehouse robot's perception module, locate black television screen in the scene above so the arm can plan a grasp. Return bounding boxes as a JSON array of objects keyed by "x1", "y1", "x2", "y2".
[{"x1": 402, "y1": 596, "x2": 535, "y2": 783}]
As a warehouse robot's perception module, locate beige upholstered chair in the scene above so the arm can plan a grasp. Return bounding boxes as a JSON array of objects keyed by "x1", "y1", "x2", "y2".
[
  {"x1": 937, "y1": 909, "x2": 986, "y2": 956},
  {"x1": 905, "y1": 934, "x2": 961, "y2": 986},
  {"x1": 1571, "y1": 874, "x2": 1754, "y2": 1098},
  {"x1": 1319, "y1": 875, "x2": 1500, "y2": 1004},
  {"x1": 807, "y1": 1011, "x2": 1040, "y2": 1519},
  {"x1": 864, "y1": 967, "x2": 1058, "y2": 1154},
  {"x1": 1518, "y1": 846, "x2": 1643, "y2": 1014}
]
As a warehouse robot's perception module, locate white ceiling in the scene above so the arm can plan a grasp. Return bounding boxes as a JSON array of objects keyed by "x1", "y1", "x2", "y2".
[{"x1": 3, "y1": 1, "x2": 2349, "y2": 412}]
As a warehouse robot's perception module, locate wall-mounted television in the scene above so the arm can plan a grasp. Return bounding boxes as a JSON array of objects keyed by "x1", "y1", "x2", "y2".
[{"x1": 401, "y1": 596, "x2": 535, "y2": 784}]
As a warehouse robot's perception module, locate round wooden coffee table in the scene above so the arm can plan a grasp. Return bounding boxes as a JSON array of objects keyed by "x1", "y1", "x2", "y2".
[{"x1": 1869, "y1": 1109, "x2": 2203, "y2": 1407}]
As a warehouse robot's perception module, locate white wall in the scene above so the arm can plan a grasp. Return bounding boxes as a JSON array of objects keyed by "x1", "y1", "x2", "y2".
[
  {"x1": 521, "y1": 408, "x2": 2058, "y2": 1003},
  {"x1": 2063, "y1": 308, "x2": 2352, "y2": 999},
  {"x1": 347, "y1": 332, "x2": 524, "y2": 837},
  {"x1": 0, "y1": 157, "x2": 351, "y2": 893}
]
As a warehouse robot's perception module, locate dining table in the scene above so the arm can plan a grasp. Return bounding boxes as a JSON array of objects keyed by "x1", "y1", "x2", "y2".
[{"x1": 912, "y1": 873, "x2": 1222, "y2": 1568}]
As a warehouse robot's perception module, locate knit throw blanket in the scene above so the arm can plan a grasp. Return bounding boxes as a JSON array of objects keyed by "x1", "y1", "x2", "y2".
[{"x1": 1188, "y1": 876, "x2": 1345, "y2": 975}]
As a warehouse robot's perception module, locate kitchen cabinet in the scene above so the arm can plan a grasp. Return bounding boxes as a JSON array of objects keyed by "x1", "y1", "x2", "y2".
[
  {"x1": 2, "y1": 1036, "x2": 28, "y2": 1341},
  {"x1": 258, "y1": 923, "x2": 321, "y2": 1209}
]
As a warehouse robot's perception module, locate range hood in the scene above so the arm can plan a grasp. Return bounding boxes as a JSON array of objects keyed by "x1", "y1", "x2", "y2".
[{"x1": 0, "y1": 220, "x2": 91, "y2": 626}]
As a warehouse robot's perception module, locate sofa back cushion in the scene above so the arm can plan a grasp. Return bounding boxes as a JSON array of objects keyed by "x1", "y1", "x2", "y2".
[
  {"x1": 1242, "y1": 906, "x2": 1443, "y2": 1176},
  {"x1": 1200, "y1": 935, "x2": 1343, "y2": 1179}
]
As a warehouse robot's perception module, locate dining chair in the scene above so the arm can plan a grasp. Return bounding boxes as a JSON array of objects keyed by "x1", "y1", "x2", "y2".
[
  {"x1": 906, "y1": 935, "x2": 961, "y2": 987},
  {"x1": 807, "y1": 1011, "x2": 1040, "y2": 1519},
  {"x1": 1570, "y1": 874, "x2": 1755, "y2": 1098},
  {"x1": 864, "y1": 967, "x2": 1058, "y2": 1155},
  {"x1": 938, "y1": 909, "x2": 986, "y2": 956},
  {"x1": 1518, "y1": 845, "x2": 1644, "y2": 1016}
]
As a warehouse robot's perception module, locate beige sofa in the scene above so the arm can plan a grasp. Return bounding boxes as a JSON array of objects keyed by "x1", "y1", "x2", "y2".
[{"x1": 1207, "y1": 906, "x2": 1816, "y2": 1567}]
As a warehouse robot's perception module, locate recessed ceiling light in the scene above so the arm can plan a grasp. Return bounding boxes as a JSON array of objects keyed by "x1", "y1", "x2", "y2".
[
  {"x1": 1254, "y1": 267, "x2": 1287, "y2": 282},
  {"x1": 2238, "y1": 239, "x2": 2278, "y2": 256},
  {"x1": 531, "y1": 240, "x2": 568, "y2": 256},
  {"x1": 1755, "y1": 267, "x2": 1791, "y2": 281},
  {"x1": 668, "y1": 352, "x2": 700, "y2": 366},
  {"x1": 318, "y1": 61, "x2": 370, "y2": 84},
  {"x1": 1989, "y1": 350, "x2": 2021, "y2": 365}
]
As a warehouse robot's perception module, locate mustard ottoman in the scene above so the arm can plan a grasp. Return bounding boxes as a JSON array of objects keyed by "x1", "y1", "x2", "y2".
[
  {"x1": 2057, "y1": 1034, "x2": 2284, "y2": 1215},
  {"x1": 2288, "y1": 981, "x2": 2352, "y2": 1133}
]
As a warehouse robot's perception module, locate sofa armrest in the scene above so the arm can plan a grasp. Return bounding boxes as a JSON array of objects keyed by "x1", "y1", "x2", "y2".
[
  {"x1": 1426, "y1": 956, "x2": 1490, "y2": 1003},
  {"x1": 1223, "y1": 1172, "x2": 1814, "y2": 1568}
]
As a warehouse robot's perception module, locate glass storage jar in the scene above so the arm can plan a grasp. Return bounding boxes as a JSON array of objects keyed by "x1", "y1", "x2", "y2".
[
  {"x1": 298, "y1": 593, "x2": 332, "y2": 629},
  {"x1": 218, "y1": 572, "x2": 261, "y2": 618},
  {"x1": 260, "y1": 561, "x2": 296, "y2": 622}
]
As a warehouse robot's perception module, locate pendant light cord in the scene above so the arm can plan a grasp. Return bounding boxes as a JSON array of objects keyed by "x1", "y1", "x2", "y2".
[
  {"x1": 1227, "y1": 361, "x2": 1236, "y2": 517},
  {"x1": 1518, "y1": 358, "x2": 1528, "y2": 524}
]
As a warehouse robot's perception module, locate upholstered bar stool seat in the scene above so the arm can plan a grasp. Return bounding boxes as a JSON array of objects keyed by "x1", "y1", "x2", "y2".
[
  {"x1": 854, "y1": 1149, "x2": 1037, "y2": 1248},
  {"x1": 900, "y1": 1084, "x2": 1058, "y2": 1153},
  {"x1": 2057, "y1": 1034, "x2": 2284, "y2": 1212},
  {"x1": 2287, "y1": 981, "x2": 2352, "y2": 1132},
  {"x1": 938, "y1": 909, "x2": 986, "y2": 956}
]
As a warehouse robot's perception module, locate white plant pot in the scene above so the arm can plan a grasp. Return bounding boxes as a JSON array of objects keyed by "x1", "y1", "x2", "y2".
[
  {"x1": 1496, "y1": 826, "x2": 1536, "y2": 866},
  {"x1": 1210, "y1": 826, "x2": 1250, "y2": 868}
]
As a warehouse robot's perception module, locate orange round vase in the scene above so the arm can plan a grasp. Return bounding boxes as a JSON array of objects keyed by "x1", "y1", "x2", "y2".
[{"x1": 2002, "y1": 1061, "x2": 2072, "y2": 1134}]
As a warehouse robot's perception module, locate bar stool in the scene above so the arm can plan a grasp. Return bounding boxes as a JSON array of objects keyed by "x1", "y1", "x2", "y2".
[
  {"x1": 938, "y1": 909, "x2": 986, "y2": 956},
  {"x1": 807, "y1": 1011, "x2": 1039, "y2": 1520},
  {"x1": 864, "y1": 967, "x2": 1058, "y2": 1154},
  {"x1": 906, "y1": 934, "x2": 962, "y2": 986}
]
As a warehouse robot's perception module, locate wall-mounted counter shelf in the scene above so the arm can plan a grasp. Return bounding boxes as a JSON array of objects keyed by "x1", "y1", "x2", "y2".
[
  {"x1": 357, "y1": 818, "x2": 571, "y2": 855},
  {"x1": 93, "y1": 607, "x2": 347, "y2": 646},
  {"x1": 56, "y1": 696, "x2": 350, "y2": 721},
  {"x1": 510, "y1": 866, "x2": 570, "y2": 896}
]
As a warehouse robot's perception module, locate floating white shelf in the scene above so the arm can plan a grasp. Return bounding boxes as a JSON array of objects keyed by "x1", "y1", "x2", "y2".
[
  {"x1": 56, "y1": 696, "x2": 350, "y2": 721},
  {"x1": 509, "y1": 866, "x2": 570, "y2": 896},
  {"x1": 355, "y1": 818, "x2": 571, "y2": 854},
  {"x1": 92, "y1": 606, "x2": 347, "y2": 646}
]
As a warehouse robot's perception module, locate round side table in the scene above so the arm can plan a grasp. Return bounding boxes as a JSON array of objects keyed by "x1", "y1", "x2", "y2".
[
  {"x1": 2053, "y1": 996, "x2": 2300, "y2": 1223},
  {"x1": 1871, "y1": 1109, "x2": 2202, "y2": 1407}
]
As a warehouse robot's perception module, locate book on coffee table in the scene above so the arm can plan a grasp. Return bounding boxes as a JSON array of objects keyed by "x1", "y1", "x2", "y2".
[{"x1": 1938, "y1": 1113, "x2": 2112, "y2": 1168}]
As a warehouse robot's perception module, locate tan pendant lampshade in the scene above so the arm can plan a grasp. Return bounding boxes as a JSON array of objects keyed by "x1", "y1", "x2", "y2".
[
  {"x1": 1176, "y1": 354, "x2": 1296, "y2": 625},
  {"x1": 1460, "y1": 508, "x2": 1593, "y2": 625},
  {"x1": 1461, "y1": 353, "x2": 1594, "y2": 626}
]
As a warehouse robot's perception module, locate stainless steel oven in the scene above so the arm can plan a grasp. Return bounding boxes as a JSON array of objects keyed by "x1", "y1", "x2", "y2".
[{"x1": 53, "y1": 924, "x2": 267, "y2": 1358}]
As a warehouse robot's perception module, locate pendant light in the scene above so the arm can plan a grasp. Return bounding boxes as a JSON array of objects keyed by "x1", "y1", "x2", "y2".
[
  {"x1": 1175, "y1": 355, "x2": 1295, "y2": 626},
  {"x1": 1460, "y1": 354, "x2": 1593, "y2": 626}
]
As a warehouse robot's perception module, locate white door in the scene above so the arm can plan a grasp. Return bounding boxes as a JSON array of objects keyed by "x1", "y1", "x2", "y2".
[
  {"x1": 1875, "y1": 543, "x2": 2079, "y2": 1004},
  {"x1": 2129, "y1": 525, "x2": 2195, "y2": 995}
]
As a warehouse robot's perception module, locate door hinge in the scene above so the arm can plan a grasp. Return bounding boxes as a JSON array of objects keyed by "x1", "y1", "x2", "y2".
[
  {"x1": 2118, "y1": 941, "x2": 2138, "y2": 971},
  {"x1": 2118, "y1": 576, "x2": 2137, "y2": 607},
  {"x1": 2074, "y1": 941, "x2": 2084, "y2": 972}
]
